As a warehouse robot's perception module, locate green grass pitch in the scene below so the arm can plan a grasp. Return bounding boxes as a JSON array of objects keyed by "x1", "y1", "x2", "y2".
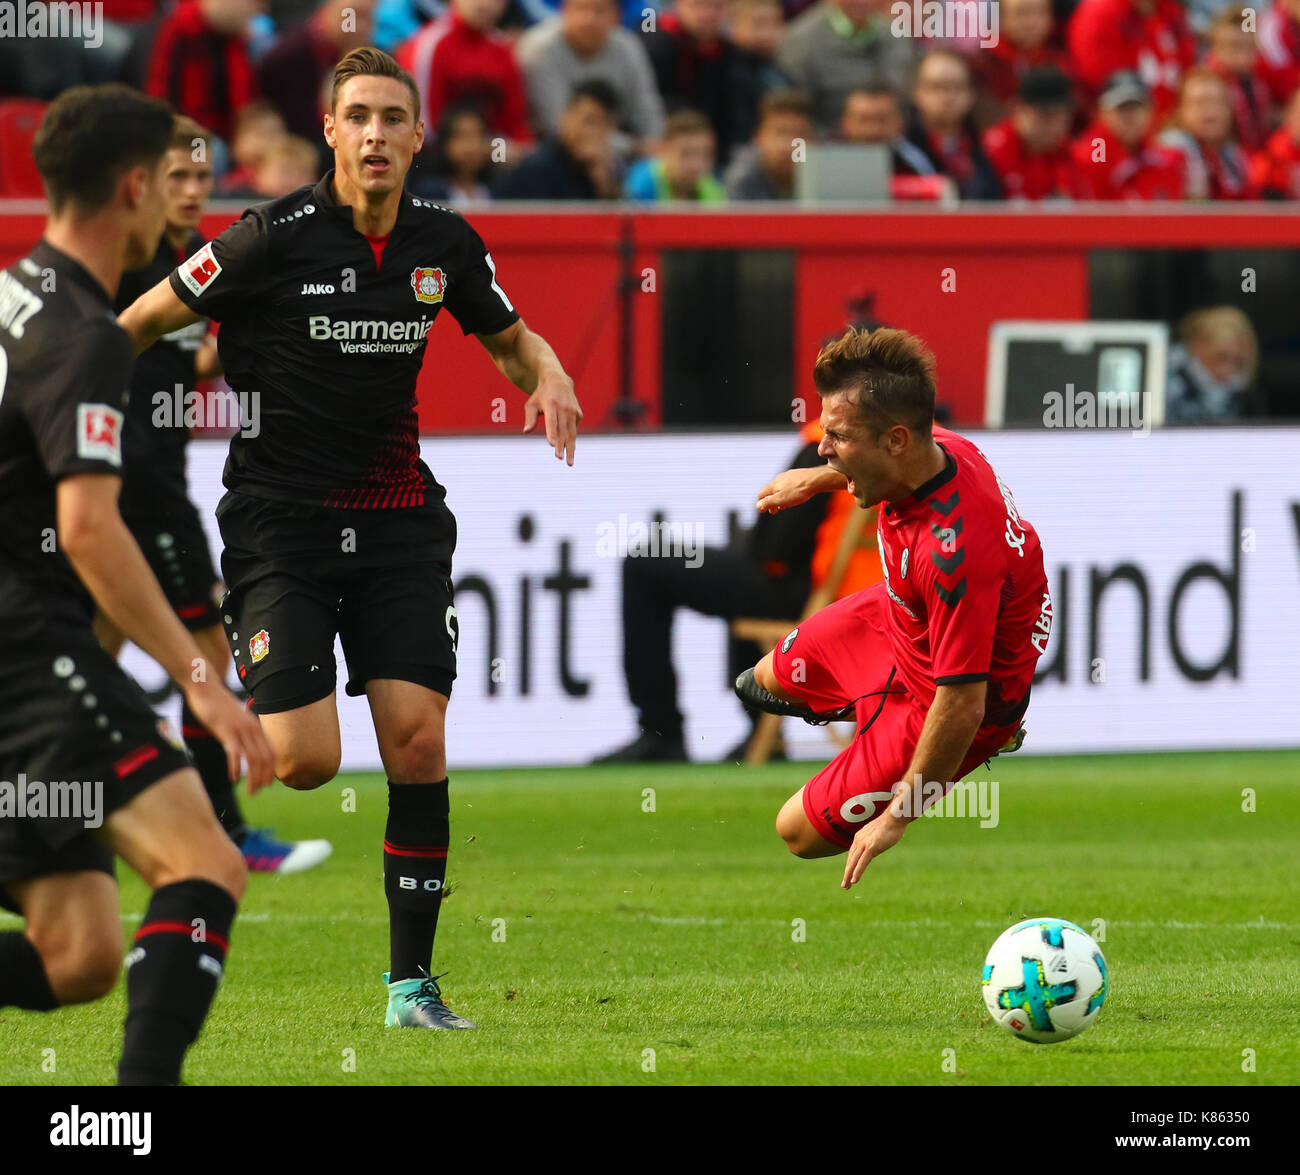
[{"x1": 2, "y1": 749, "x2": 1297, "y2": 1085}]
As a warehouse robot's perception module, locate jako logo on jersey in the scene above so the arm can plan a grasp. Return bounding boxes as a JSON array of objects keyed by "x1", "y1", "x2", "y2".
[
  {"x1": 249, "y1": 630, "x2": 269, "y2": 663},
  {"x1": 781, "y1": 627, "x2": 798, "y2": 654},
  {"x1": 177, "y1": 242, "x2": 221, "y2": 297},
  {"x1": 76, "y1": 404, "x2": 123, "y2": 465},
  {"x1": 411, "y1": 267, "x2": 446, "y2": 305},
  {"x1": 300, "y1": 283, "x2": 335, "y2": 295}
]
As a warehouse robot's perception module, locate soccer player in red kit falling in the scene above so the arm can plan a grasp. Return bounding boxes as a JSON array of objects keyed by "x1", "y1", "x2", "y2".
[{"x1": 737, "y1": 328, "x2": 1052, "y2": 889}]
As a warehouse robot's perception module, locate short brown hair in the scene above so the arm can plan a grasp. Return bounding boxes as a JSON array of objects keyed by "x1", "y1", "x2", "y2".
[
  {"x1": 33, "y1": 84, "x2": 174, "y2": 213},
  {"x1": 813, "y1": 327, "x2": 937, "y2": 438},
  {"x1": 758, "y1": 89, "x2": 812, "y2": 125},
  {"x1": 663, "y1": 109, "x2": 714, "y2": 140},
  {"x1": 331, "y1": 47, "x2": 422, "y2": 120},
  {"x1": 170, "y1": 115, "x2": 213, "y2": 159}
]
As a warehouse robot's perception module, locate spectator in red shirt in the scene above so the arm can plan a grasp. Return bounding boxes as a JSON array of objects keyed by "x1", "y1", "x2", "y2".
[
  {"x1": 1252, "y1": 86, "x2": 1300, "y2": 198},
  {"x1": 1067, "y1": 0, "x2": 1197, "y2": 123},
  {"x1": 970, "y1": 0, "x2": 1073, "y2": 126},
  {"x1": 256, "y1": 0, "x2": 376, "y2": 145},
  {"x1": 902, "y1": 49, "x2": 1003, "y2": 199},
  {"x1": 396, "y1": 0, "x2": 534, "y2": 145},
  {"x1": 145, "y1": 0, "x2": 263, "y2": 141},
  {"x1": 983, "y1": 66, "x2": 1085, "y2": 200},
  {"x1": 1205, "y1": 4, "x2": 1272, "y2": 152},
  {"x1": 642, "y1": 0, "x2": 744, "y2": 162},
  {"x1": 1159, "y1": 67, "x2": 1258, "y2": 199},
  {"x1": 1256, "y1": 0, "x2": 1300, "y2": 105},
  {"x1": 1071, "y1": 70, "x2": 1186, "y2": 199}
]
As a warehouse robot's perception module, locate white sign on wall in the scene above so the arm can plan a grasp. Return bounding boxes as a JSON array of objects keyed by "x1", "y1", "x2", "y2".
[{"x1": 121, "y1": 429, "x2": 1300, "y2": 768}]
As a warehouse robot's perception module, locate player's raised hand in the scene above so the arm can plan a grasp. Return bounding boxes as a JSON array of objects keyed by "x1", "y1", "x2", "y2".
[
  {"x1": 757, "y1": 466, "x2": 847, "y2": 514},
  {"x1": 524, "y1": 370, "x2": 582, "y2": 465},
  {"x1": 841, "y1": 810, "x2": 907, "y2": 889},
  {"x1": 182, "y1": 677, "x2": 276, "y2": 796}
]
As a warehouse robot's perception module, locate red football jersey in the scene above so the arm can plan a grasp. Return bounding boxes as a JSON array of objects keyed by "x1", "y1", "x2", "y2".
[{"x1": 874, "y1": 426, "x2": 1051, "y2": 726}]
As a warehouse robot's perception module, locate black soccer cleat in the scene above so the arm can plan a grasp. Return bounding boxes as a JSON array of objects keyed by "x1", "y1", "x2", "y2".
[{"x1": 734, "y1": 668, "x2": 856, "y2": 726}]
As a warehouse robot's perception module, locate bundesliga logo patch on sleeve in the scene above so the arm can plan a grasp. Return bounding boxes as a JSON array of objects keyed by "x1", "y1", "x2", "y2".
[
  {"x1": 76, "y1": 404, "x2": 123, "y2": 465},
  {"x1": 178, "y1": 242, "x2": 222, "y2": 297}
]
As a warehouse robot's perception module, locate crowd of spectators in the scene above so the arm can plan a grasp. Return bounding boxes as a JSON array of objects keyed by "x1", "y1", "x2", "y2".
[{"x1": 6, "y1": 0, "x2": 1300, "y2": 203}]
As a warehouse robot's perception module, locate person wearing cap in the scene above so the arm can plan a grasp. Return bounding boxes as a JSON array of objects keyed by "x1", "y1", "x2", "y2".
[
  {"x1": 1158, "y1": 67, "x2": 1258, "y2": 199},
  {"x1": 1067, "y1": 0, "x2": 1197, "y2": 123},
  {"x1": 1071, "y1": 70, "x2": 1186, "y2": 199},
  {"x1": 982, "y1": 66, "x2": 1086, "y2": 200}
]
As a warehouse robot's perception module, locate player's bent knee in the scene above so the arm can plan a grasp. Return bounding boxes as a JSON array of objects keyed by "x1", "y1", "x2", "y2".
[
  {"x1": 386, "y1": 727, "x2": 446, "y2": 781},
  {"x1": 276, "y1": 752, "x2": 339, "y2": 791},
  {"x1": 38, "y1": 932, "x2": 122, "y2": 1005}
]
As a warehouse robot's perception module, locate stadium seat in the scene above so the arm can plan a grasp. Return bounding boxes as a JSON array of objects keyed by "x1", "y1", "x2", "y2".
[
  {"x1": 0, "y1": 99, "x2": 48, "y2": 198},
  {"x1": 731, "y1": 504, "x2": 876, "y2": 766}
]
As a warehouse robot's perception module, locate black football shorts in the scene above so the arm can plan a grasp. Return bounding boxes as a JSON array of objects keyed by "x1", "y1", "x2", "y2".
[
  {"x1": 215, "y1": 491, "x2": 459, "y2": 715},
  {"x1": 0, "y1": 627, "x2": 194, "y2": 910},
  {"x1": 122, "y1": 498, "x2": 223, "y2": 631}
]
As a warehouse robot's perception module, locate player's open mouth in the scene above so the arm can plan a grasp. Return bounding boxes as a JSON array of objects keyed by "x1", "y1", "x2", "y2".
[{"x1": 362, "y1": 156, "x2": 390, "y2": 173}]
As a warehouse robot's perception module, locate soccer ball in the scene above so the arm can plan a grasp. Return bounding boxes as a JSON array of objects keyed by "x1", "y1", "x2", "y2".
[{"x1": 981, "y1": 917, "x2": 1108, "y2": 1044}]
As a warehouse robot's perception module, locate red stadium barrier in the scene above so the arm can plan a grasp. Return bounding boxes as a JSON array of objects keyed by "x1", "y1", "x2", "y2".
[{"x1": 4, "y1": 202, "x2": 1299, "y2": 430}]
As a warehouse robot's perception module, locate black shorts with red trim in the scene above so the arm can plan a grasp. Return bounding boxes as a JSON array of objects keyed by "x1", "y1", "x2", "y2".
[
  {"x1": 0, "y1": 626, "x2": 194, "y2": 910},
  {"x1": 122, "y1": 500, "x2": 223, "y2": 631},
  {"x1": 216, "y1": 490, "x2": 459, "y2": 716}
]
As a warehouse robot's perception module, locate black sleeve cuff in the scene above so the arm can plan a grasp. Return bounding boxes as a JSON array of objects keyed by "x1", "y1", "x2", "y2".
[{"x1": 934, "y1": 672, "x2": 990, "y2": 686}]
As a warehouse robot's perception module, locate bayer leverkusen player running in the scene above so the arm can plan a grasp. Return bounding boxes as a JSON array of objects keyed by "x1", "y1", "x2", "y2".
[
  {"x1": 120, "y1": 48, "x2": 581, "y2": 1029},
  {"x1": 737, "y1": 328, "x2": 1052, "y2": 888}
]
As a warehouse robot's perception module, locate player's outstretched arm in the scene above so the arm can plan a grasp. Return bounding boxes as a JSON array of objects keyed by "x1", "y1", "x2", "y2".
[
  {"x1": 58, "y1": 473, "x2": 274, "y2": 793},
  {"x1": 477, "y1": 319, "x2": 582, "y2": 465},
  {"x1": 757, "y1": 465, "x2": 849, "y2": 514},
  {"x1": 842, "y1": 680, "x2": 986, "y2": 889},
  {"x1": 118, "y1": 276, "x2": 202, "y2": 357}
]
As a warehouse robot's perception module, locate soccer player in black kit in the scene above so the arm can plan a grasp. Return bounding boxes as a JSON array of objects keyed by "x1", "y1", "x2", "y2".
[
  {"x1": 100, "y1": 114, "x2": 332, "y2": 875},
  {"x1": 121, "y1": 49, "x2": 582, "y2": 1028},
  {"x1": 0, "y1": 87, "x2": 273, "y2": 1083}
]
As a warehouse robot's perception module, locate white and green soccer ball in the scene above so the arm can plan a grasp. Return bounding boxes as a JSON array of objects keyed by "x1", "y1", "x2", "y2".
[{"x1": 982, "y1": 917, "x2": 1108, "y2": 1044}]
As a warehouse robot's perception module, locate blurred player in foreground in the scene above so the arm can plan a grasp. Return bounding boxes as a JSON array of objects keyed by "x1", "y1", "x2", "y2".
[
  {"x1": 120, "y1": 49, "x2": 581, "y2": 1029},
  {"x1": 0, "y1": 86, "x2": 273, "y2": 1084},
  {"x1": 737, "y1": 328, "x2": 1051, "y2": 888},
  {"x1": 98, "y1": 114, "x2": 331, "y2": 875}
]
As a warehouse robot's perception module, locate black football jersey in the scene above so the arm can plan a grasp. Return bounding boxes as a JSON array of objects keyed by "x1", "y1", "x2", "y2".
[
  {"x1": 0, "y1": 240, "x2": 132, "y2": 643},
  {"x1": 116, "y1": 230, "x2": 208, "y2": 515},
  {"x1": 167, "y1": 170, "x2": 520, "y2": 509}
]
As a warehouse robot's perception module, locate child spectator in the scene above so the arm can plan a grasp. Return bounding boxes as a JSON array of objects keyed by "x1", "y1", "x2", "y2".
[
  {"x1": 1205, "y1": 4, "x2": 1271, "y2": 153},
  {"x1": 1251, "y1": 86, "x2": 1300, "y2": 199},
  {"x1": 983, "y1": 66, "x2": 1084, "y2": 200},
  {"x1": 903, "y1": 49, "x2": 1002, "y2": 199},
  {"x1": 396, "y1": 0, "x2": 534, "y2": 146},
  {"x1": 1071, "y1": 70, "x2": 1186, "y2": 198},
  {"x1": 1067, "y1": 0, "x2": 1197, "y2": 123},
  {"x1": 624, "y1": 109, "x2": 727, "y2": 201},
  {"x1": 412, "y1": 102, "x2": 500, "y2": 204},
  {"x1": 1166, "y1": 306, "x2": 1258, "y2": 423},
  {"x1": 498, "y1": 79, "x2": 623, "y2": 197},
  {"x1": 724, "y1": 87, "x2": 813, "y2": 198},
  {"x1": 1159, "y1": 68, "x2": 1257, "y2": 199}
]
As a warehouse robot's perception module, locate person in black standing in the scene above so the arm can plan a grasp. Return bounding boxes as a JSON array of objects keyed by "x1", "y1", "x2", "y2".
[
  {"x1": 0, "y1": 85, "x2": 273, "y2": 1085},
  {"x1": 120, "y1": 48, "x2": 582, "y2": 1030},
  {"x1": 102, "y1": 113, "x2": 333, "y2": 876}
]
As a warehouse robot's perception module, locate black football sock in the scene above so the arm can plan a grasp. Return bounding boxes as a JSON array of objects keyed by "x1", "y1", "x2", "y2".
[
  {"x1": 0, "y1": 932, "x2": 59, "y2": 1010},
  {"x1": 182, "y1": 699, "x2": 248, "y2": 841},
  {"x1": 383, "y1": 779, "x2": 450, "y2": 983},
  {"x1": 117, "y1": 879, "x2": 236, "y2": 1086}
]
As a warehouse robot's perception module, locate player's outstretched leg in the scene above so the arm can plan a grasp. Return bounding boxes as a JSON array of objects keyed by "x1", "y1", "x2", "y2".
[
  {"x1": 106, "y1": 768, "x2": 247, "y2": 1085},
  {"x1": 368, "y1": 679, "x2": 475, "y2": 1030}
]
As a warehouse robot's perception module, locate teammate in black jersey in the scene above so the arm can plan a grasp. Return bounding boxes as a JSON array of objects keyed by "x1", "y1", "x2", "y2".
[
  {"x1": 0, "y1": 86, "x2": 273, "y2": 1084},
  {"x1": 99, "y1": 114, "x2": 332, "y2": 876},
  {"x1": 121, "y1": 49, "x2": 582, "y2": 1029}
]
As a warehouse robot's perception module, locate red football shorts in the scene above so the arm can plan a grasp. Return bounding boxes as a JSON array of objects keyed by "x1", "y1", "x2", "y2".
[{"x1": 771, "y1": 582, "x2": 1017, "y2": 849}]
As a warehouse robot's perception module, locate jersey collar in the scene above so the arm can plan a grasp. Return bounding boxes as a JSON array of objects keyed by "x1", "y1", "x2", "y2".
[
  {"x1": 314, "y1": 168, "x2": 423, "y2": 230},
  {"x1": 903, "y1": 443, "x2": 957, "y2": 507},
  {"x1": 31, "y1": 239, "x2": 112, "y2": 305}
]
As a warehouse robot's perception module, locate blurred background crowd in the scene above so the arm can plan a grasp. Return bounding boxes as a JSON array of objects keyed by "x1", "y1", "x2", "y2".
[{"x1": 5, "y1": 0, "x2": 1300, "y2": 204}]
